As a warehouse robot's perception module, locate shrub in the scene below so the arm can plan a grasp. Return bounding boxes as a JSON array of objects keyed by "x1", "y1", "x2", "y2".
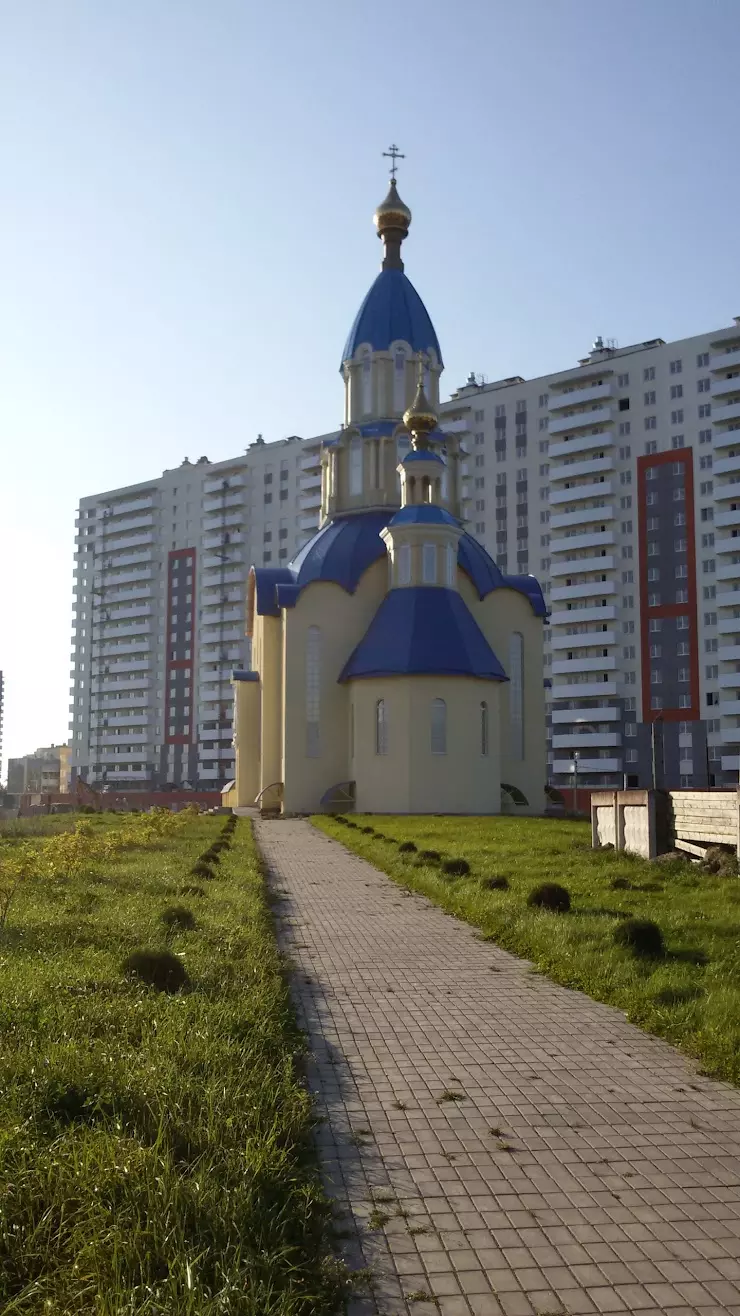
[
  {"x1": 610, "y1": 877, "x2": 632, "y2": 890},
  {"x1": 190, "y1": 861, "x2": 215, "y2": 880},
  {"x1": 398, "y1": 841, "x2": 417, "y2": 854},
  {"x1": 419, "y1": 849, "x2": 441, "y2": 862},
  {"x1": 613, "y1": 917, "x2": 664, "y2": 958},
  {"x1": 361, "y1": 826, "x2": 375, "y2": 835},
  {"x1": 160, "y1": 905, "x2": 196, "y2": 932},
  {"x1": 179, "y1": 884, "x2": 205, "y2": 898},
  {"x1": 528, "y1": 882, "x2": 571, "y2": 913},
  {"x1": 123, "y1": 949, "x2": 189, "y2": 993},
  {"x1": 201, "y1": 848, "x2": 221, "y2": 864},
  {"x1": 481, "y1": 875, "x2": 509, "y2": 890},
  {"x1": 442, "y1": 857, "x2": 470, "y2": 877},
  {"x1": 334, "y1": 815, "x2": 347, "y2": 824},
  {"x1": 345, "y1": 821, "x2": 358, "y2": 829}
]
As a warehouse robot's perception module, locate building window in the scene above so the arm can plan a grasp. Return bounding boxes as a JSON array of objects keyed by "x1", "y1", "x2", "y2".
[
  {"x1": 393, "y1": 348, "x2": 406, "y2": 412},
  {"x1": 670, "y1": 384, "x2": 683, "y2": 399},
  {"x1": 430, "y1": 698, "x2": 447, "y2": 755},
  {"x1": 445, "y1": 543, "x2": 456, "y2": 587},
  {"x1": 509, "y1": 632, "x2": 524, "y2": 761},
  {"x1": 670, "y1": 359, "x2": 683, "y2": 374},
  {"x1": 698, "y1": 378, "x2": 711, "y2": 393},
  {"x1": 644, "y1": 390, "x2": 656, "y2": 406},
  {"x1": 422, "y1": 543, "x2": 437, "y2": 584},
  {"x1": 397, "y1": 543, "x2": 411, "y2": 585},
  {"x1": 480, "y1": 702, "x2": 489, "y2": 756},
  {"x1": 644, "y1": 416, "x2": 657, "y2": 431},
  {"x1": 644, "y1": 366, "x2": 656, "y2": 381},
  {"x1": 349, "y1": 436, "x2": 363, "y2": 495},
  {"x1": 305, "y1": 625, "x2": 320, "y2": 758},
  {"x1": 375, "y1": 699, "x2": 388, "y2": 756}
]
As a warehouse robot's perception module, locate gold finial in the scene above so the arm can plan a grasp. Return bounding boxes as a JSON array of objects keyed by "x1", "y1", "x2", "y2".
[
  {"x1": 373, "y1": 176, "x2": 412, "y2": 235},
  {"x1": 403, "y1": 354, "x2": 437, "y2": 449}
]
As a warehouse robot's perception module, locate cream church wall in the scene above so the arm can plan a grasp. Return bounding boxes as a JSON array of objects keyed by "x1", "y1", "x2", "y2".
[{"x1": 280, "y1": 559, "x2": 388, "y2": 813}]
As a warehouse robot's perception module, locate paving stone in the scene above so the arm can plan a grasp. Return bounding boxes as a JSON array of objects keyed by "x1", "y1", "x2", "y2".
[{"x1": 256, "y1": 819, "x2": 740, "y2": 1316}]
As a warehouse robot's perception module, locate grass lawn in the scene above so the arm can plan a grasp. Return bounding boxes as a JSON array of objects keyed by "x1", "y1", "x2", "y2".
[
  {"x1": 313, "y1": 813, "x2": 740, "y2": 1088},
  {"x1": 0, "y1": 812, "x2": 344, "y2": 1315}
]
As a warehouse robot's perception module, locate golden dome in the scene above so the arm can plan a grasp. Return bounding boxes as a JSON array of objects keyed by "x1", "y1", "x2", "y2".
[
  {"x1": 403, "y1": 374, "x2": 437, "y2": 447},
  {"x1": 373, "y1": 177, "x2": 412, "y2": 234}
]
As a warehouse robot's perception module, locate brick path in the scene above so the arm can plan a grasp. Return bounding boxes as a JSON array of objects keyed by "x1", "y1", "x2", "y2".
[{"x1": 256, "y1": 819, "x2": 740, "y2": 1316}]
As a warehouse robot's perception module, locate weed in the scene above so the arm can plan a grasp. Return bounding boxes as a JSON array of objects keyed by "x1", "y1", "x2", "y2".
[
  {"x1": 367, "y1": 1208, "x2": 391, "y2": 1230},
  {"x1": 436, "y1": 1089, "x2": 465, "y2": 1103},
  {"x1": 481, "y1": 874, "x2": 509, "y2": 890}
]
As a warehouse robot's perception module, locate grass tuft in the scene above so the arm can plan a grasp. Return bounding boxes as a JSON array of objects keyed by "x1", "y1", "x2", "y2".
[
  {"x1": 528, "y1": 882, "x2": 571, "y2": 913},
  {"x1": 613, "y1": 916, "x2": 665, "y2": 958},
  {"x1": 442, "y1": 857, "x2": 470, "y2": 877},
  {"x1": 160, "y1": 904, "x2": 197, "y2": 932},
  {"x1": 123, "y1": 947, "x2": 190, "y2": 992}
]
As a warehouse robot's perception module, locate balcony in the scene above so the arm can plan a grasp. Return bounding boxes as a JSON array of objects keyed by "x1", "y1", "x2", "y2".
[
  {"x1": 718, "y1": 616, "x2": 740, "y2": 635},
  {"x1": 202, "y1": 511, "x2": 243, "y2": 530},
  {"x1": 552, "y1": 656, "x2": 617, "y2": 676},
  {"x1": 552, "y1": 733, "x2": 621, "y2": 749},
  {"x1": 199, "y1": 747, "x2": 236, "y2": 761},
  {"x1": 711, "y1": 347, "x2": 740, "y2": 372},
  {"x1": 202, "y1": 492, "x2": 245, "y2": 511},
  {"x1": 551, "y1": 529, "x2": 615, "y2": 554},
  {"x1": 712, "y1": 430, "x2": 740, "y2": 453},
  {"x1": 711, "y1": 375, "x2": 740, "y2": 400},
  {"x1": 550, "y1": 630, "x2": 615, "y2": 651},
  {"x1": 300, "y1": 515, "x2": 320, "y2": 531},
  {"x1": 719, "y1": 645, "x2": 740, "y2": 661},
  {"x1": 721, "y1": 756, "x2": 740, "y2": 772},
  {"x1": 714, "y1": 536, "x2": 740, "y2": 555},
  {"x1": 203, "y1": 531, "x2": 244, "y2": 550},
  {"x1": 93, "y1": 714, "x2": 149, "y2": 728},
  {"x1": 716, "y1": 563, "x2": 740, "y2": 583},
  {"x1": 299, "y1": 492, "x2": 321, "y2": 511},
  {"x1": 552, "y1": 680, "x2": 618, "y2": 699},
  {"x1": 713, "y1": 454, "x2": 740, "y2": 477},
  {"x1": 549, "y1": 605, "x2": 617, "y2": 626},
  {"x1": 97, "y1": 621, "x2": 152, "y2": 639},
  {"x1": 300, "y1": 452, "x2": 322, "y2": 471},
  {"x1": 99, "y1": 550, "x2": 153, "y2": 569},
  {"x1": 204, "y1": 551, "x2": 243, "y2": 568},
  {"x1": 99, "y1": 658, "x2": 150, "y2": 673},
  {"x1": 94, "y1": 641, "x2": 151, "y2": 661},
  {"x1": 299, "y1": 473, "x2": 322, "y2": 491},
  {"x1": 720, "y1": 698, "x2": 740, "y2": 715},
  {"x1": 99, "y1": 731, "x2": 149, "y2": 746},
  {"x1": 99, "y1": 676, "x2": 150, "y2": 692},
  {"x1": 204, "y1": 474, "x2": 246, "y2": 494},
  {"x1": 552, "y1": 757, "x2": 621, "y2": 774},
  {"x1": 201, "y1": 626, "x2": 242, "y2": 644},
  {"x1": 550, "y1": 554, "x2": 614, "y2": 578},
  {"x1": 549, "y1": 455, "x2": 614, "y2": 482},
  {"x1": 97, "y1": 567, "x2": 152, "y2": 586},
  {"x1": 549, "y1": 382, "x2": 614, "y2": 412},
  {"x1": 201, "y1": 606, "x2": 242, "y2": 624},
  {"x1": 104, "y1": 602, "x2": 153, "y2": 618},
  {"x1": 549, "y1": 479, "x2": 612, "y2": 504},
  {"x1": 716, "y1": 589, "x2": 740, "y2": 608},
  {"x1": 719, "y1": 722, "x2": 740, "y2": 743},
  {"x1": 548, "y1": 407, "x2": 614, "y2": 437},
  {"x1": 109, "y1": 496, "x2": 155, "y2": 515},
  {"x1": 713, "y1": 482, "x2": 740, "y2": 504},
  {"x1": 713, "y1": 401, "x2": 740, "y2": 425},
  {"x1": 716, "y1": 508, "x2": 740, "y2": 529},
  {"x1": 96, "y1": 533, "x2": 153, "y2": 554},
  {"x1": 550, "y1": 706, "x2": 621, "y2": 724},
  {"x1": 550, "y1": 505, "x2": 615, "y2": 530},
  {"x1": 550, "y1": 580, "x2": 617, "y2": 602},
  {"x1": 202, "y1": 567, "x2": 244, "y2": 585},
  {"x1": 198, "y1": 727, "x2": 233, "y2": 741}
]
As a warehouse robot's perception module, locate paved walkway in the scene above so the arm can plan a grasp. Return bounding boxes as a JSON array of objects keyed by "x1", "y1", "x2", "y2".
[{"x1": 256, "y1": 819, "x2": 740, "y2": 1316}]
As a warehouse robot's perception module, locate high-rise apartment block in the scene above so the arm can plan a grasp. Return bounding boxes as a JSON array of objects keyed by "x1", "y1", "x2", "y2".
[{"x1": 70, "y1": 316, "x2": 740, "y2": 795}]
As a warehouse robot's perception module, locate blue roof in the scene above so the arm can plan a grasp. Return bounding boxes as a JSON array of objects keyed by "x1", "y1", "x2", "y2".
[
  {"x1": 342, "y1": 268, "x2": 442, "y2": 367},
  {"x1": 232, "y1": 669, "x2": 259, "y2": 682},
  {"x1": 249, "y1": 511, "x2": 546, "y2": 620},
  {"x1": 339, "y1": 587, "x2": 507, "y2": 683},
  {"x1": 403, "y1": 449, "x2": 444, "y2": 464},
  {"x1": 388, "y1": 505, "x2": 459, "y2": 527}
]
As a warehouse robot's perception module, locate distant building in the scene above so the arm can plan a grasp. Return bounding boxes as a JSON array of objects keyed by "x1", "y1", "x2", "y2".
[
  {"x1": 7, "y1": 745, "x2": 71, "y2": 795},
  {"x1": 0, "y1": 670, "x2": 4, "y2": 786}
]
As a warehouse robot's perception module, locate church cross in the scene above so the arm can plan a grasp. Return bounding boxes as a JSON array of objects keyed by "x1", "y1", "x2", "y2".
[{"x1": 382, "y1": 143, "x2": 405, "y2": 180}]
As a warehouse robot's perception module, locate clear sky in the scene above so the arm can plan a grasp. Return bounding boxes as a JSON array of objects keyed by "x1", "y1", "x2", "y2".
[{"x1": 1, "y1": 0, "x2": 738, "y2": 770}]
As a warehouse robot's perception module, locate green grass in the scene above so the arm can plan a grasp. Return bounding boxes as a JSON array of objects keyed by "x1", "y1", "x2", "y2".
[
  {"x1": 0, "y1": 814, "x2": 344, "y2": 1314},
  {"x1": 314, "y1": 813, "x2": 740, "y2": 1087}
]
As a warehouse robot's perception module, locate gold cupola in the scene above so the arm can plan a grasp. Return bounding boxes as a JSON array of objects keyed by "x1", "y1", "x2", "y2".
[
  {"x1": 403, "y1": 358, "x2": 438, "y2": 449},
  {"x1": 373, "y1": 176, "x2": 412, "y2": 271}
]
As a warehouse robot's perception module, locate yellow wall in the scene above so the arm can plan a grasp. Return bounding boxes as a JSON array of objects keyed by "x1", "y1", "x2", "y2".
[
  {"x1": 351, "y1": 675, "x2": 501, "y2": 814},
  {"x1": 232, "y1": 678, "x2": 261, "y2": 806}
]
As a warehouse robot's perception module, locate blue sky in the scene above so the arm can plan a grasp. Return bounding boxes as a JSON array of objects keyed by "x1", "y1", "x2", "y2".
[{"x1": 1, "y1": 0, "x2": 738, "y2": 767}]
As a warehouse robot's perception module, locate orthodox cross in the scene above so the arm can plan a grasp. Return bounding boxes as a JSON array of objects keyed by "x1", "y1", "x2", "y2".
[{"x1": 382, "y1": 143, "x2": 405, "y2": 180}]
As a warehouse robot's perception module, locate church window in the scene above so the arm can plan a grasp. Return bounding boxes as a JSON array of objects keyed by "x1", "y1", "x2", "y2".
[
  {"x1": 422, "y1": 543, "x2": 437, "y2": 584},
  {"x1": 349, "y1": 437, "x2": 363, "y2": 495},
  {"x1": 445, "y1": 543, "x2": 456, "y2": 587},
  {"x1": 361, "y1": 351, "x2": 372, "y2": 415},
  {"x1": 305, "y1": 625, "x2": 321, "y2": 757},
  {"x1": 371, "y1": 440, "x2": 380, "y2": 488},
  {"x1": 480, "y1": 702, "x2": 489, "y2": 756},
  {"x1": 394, "y1": 348, "x2": 406, "y2": 412},
  {"x1": 375, "y1": 699, "x2": 388, "y2": 755},
  {"x1": 398, "y1": 543, "x2": 411, "y2": 585},
  {"x1": 508, "y1": 632, "x2": 524, "y2": 760},
  {"x1": 430, "y1": 698, "x2": 447, "y2": 755}
]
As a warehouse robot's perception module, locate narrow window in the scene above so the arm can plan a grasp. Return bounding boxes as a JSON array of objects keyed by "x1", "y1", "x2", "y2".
[
  {"x1": 375, "y1": 698, "x2": 388, "y2": 755},
  {"x1": 349, "y1": 436, "x2": 363, "y2": 495},
  {"x1": 305, "y1": 625, "x2": 320, "y2": 757},
  {"x1": 361, "y1": 350, "x2": 372, "y2": 415},
  {"x1": 398, "y1": 543, "x2": 411, "y2": 585},
  {"x1": 393, "y1": 348, "x2": 406, "y2": 412},
  {"x1": 445, "y1": 543, "x2": 456, "y2": 587},
  {"x1": 509, "y1": 632, "x2": 524, "y2": 760},
  {"x1": 422, "y1": 543, "x2": 437, "y2": 584},
  {"x1": 480, "y1": 701, "x2": 489, "y2": 756},
  {"x1": 430, "y1": 698, "x2": 447, "y2": 754}
]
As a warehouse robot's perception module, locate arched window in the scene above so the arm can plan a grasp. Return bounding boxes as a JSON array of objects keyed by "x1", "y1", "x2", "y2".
[
  {"x1": 480, "y1": 701, "x2": 489, "y2": 756},
  {"x1": 422, "y1": 543, "x2": 437, "y2": 584},
  {"x1": 349, "y1": 436, "x2": 363, "y2": 495},
  {"x1": 375, "y1": 698, "x2": 388, "y2": 755},
  {"x1": 393, "y1": 348, "x2": 406, "y2": 412},
  {"x1": 306, "y1": 625, "x2": 321, "y2": 757},
  {"x1": 371, "y1": 439, "x2": 380, "y2": 488},
  {"x1": 361, "y1": 351, "x2": 372, "y2": 415},
  {"x1": 430, "y1": 698, "x2": 447, "y2": 755},
  {"x1": 445, "y1": 543, "x2": 456, "y2": 588},
  {"x1": 509, "y1": 632, "x2": 524, "y2": 760},
  {"x1": 398, "y1": 543, "x2": 411, "y2": 585}
]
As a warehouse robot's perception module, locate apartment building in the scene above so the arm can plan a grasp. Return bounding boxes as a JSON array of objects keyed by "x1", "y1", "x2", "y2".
[
  {"x1": 442, "y1": 315, "x2": 740, "y2": 791},
  {"x1": 7, "y1": 744, "x2": 71, "y2": 794},
  {"x1": 69, "y1": 436, "x2": 328, "y2": 790}
]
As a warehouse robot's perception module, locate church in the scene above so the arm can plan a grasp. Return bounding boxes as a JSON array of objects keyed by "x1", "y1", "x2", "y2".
[{"x1": 229, "y1": 167, "x2": 547, "y2": 815}]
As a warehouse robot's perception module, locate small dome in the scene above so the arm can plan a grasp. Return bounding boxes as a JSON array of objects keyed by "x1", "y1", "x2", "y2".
[
  {"x1": 373, "y1": 178, "x2": 412, "y2": 234},
  {"x1": 403, "y1": 375, "x2": 438, "y2": 443}
]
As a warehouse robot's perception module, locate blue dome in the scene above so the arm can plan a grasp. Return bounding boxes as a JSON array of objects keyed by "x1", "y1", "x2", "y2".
[
  {"x1": 341, "y1": 268, "x2": 442, "y2": 368},
  {"x1": 403, "y1": 449, "x2": 444, "y2": 464}
]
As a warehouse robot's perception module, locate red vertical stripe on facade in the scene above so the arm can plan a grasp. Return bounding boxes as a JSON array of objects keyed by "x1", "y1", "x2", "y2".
[
  {"x1": 636, "y1": 448, "x2": 699, "y2": 723},
  {"x1": 165, "y1": 548, "x2": 196, "y2": 745}
]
